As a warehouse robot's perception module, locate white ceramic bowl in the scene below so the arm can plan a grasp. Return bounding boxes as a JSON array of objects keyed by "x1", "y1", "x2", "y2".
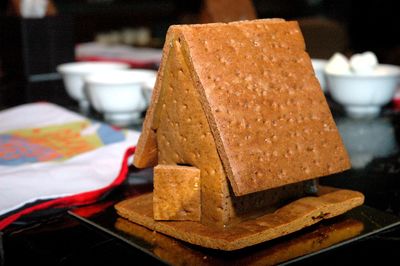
[
  {"x1": 311, "y1": 59, "x2": 328, "y2": 92},
  {"x1": 57, "y1": 62, "x2": 130, "y2": 111},
  {"x1": 326, "y1": 64, "x2": 400, "y2": 118},
  {"x1": 85, "y1": 69, "x2": 157, "y2": 126}
]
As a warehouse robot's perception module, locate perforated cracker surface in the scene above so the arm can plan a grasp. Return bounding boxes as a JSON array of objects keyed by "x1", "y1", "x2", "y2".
[
  {"x1": 156, "y1": 40, "x2": 231, "y2": 225},
  {"x1": 153, "y1": 165, "x2": 201, "y2": 221},
  {"x1": 178, "y1": 19, "x2": 350, "y2": 195},
  {"x1": 133, "y1": 27, "x2": 179, "y2": 168},
  {"x1": 154, "y1": 39, "x2": 313, "y2": 226},
  {"x1": 115, "y1": 187, "x2": 364, "y2": 250}
]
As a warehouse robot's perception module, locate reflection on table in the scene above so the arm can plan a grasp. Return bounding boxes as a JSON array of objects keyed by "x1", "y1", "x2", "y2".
[{"x1": 337, "y1": 116, "x2": 398, "y2": 168}]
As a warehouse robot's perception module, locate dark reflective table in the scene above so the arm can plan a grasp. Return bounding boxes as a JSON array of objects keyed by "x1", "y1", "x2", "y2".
[{"x1": 1, "y1": 98, "x2": 400, "y2": 265}]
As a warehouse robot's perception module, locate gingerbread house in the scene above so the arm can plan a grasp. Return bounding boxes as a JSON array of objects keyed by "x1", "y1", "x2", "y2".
[{"x1": 116, "y1": 19, "x2": 364, "y2": 251}]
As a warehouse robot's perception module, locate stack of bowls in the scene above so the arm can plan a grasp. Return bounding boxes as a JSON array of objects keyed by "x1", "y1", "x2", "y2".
[
  {"x1": 58, "y1": 61, "x2": 157, "y2": 126},
  {"x1": 85, "y1": 69, "x2": 157, "y2": 126},
  {"x1": 57, "y1": 62, "x2": 130, "y2": 111}
]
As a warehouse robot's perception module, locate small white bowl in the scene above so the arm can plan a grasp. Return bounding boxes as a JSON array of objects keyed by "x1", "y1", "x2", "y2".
[
  {"x1": 57, "y1": 62, "x2": 130, "y2": 111},
  {"x1": 85, "y1": 69, "x2": 157, "y2": 126},
  {"x1": 326, "y1": 64, "x2": 400, "y2": 118},
  {"x1": 311, "y1": 59, "x2": 328, "y2": 92}
]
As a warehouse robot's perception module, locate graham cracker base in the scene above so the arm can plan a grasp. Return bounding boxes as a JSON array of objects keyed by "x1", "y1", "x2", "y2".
[
  {"x1": 115, "y1": 217, "x2": 363, "y2": 265},
  {"x1": 115, "y1": 187, "x2": 364, "y2": 251}
]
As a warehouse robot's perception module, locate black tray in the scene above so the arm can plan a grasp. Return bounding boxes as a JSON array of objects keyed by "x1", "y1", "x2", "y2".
[{"x1": 69, "y1": 200, "x2": 400, "y2": 266}]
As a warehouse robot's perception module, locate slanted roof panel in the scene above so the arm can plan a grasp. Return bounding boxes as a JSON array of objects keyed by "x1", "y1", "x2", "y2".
[{"x1": 179, "y1": 19, "x2": 350, "y2": 195}]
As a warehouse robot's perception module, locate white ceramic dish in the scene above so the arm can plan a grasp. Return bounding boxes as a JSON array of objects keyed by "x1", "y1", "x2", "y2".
[
  {"x1": 57, "y1": 62, "x2": 130, "y2": 111},
  {"x1": 326, "y1": 64, "x2": 400, "y2": 118},
  {"x1": 85, "y1": 69, "x2": 157, "y2": 126},
  {"x1": 311, "y1": 59, "x2": 328, "y2": 92}
]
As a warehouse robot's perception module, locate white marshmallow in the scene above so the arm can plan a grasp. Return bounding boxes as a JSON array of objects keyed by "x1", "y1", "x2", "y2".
[
  {"x1": 349, "y1": 51, "x2": 378, "y2": 74},
  {"x1": 325, "y1": 52, "x2": 351, "y2": 74}
]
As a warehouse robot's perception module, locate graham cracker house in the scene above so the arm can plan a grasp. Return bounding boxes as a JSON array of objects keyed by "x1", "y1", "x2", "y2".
[{"x1": 116, "y1": 19, "x2": 364, "y2": 251}]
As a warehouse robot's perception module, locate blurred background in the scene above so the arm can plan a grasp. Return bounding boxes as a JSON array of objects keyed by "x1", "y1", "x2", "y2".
[{"x1": 0, "y1": 0, "x2": 399, "y2": 108}]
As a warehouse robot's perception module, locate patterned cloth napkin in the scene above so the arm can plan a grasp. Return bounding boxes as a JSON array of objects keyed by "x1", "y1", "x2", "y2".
[{"x1": 0, "y1": 103, "x2": 140, "y2": 230}]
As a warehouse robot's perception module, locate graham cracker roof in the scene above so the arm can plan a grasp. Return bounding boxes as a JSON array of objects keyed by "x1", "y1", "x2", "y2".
[{"x1": 134, "y1": 19, "x2": 350, "y2": 196}]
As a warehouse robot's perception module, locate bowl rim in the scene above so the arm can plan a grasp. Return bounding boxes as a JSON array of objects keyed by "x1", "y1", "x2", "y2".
[
  {"x1": 57, "y1": 62, "x2": 130, "y2": 74},
  {"x1": 85, "y1": 69, "x2": 157, "y2": 85},
  {"x1": 311, "y1": 58, "x2": 328, "y2": 65},
  {"x1": 325, "y1": 64, "x2": 400, "y2": 78}
]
